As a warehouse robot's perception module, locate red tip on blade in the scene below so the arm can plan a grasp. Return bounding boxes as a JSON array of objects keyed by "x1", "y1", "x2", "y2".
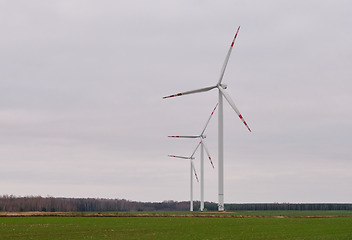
[
  {"x1": 209, "y1": 157, "x2": 214, "y2": 168},
  {"x1": 238, "y1": 115, "x2": 251, "y2": 132},
  {"x1": 230, "y1": 26, "x2": 240, "y2": 47},
  {"x1": 194, "y1": 173, "x2": 199, "y2": 182},
  {"x1": 246, "y1": 125, "x2": 251, "y2": 132},
  {"x1": 211, "y1": 104, "x2": 218, "y2": 115},
  {"x1": 243, "y1": 121, "x2": 251, "y2": 132},
  {"x1": 163, "y1": 93, "x2": 182, "y2": 99}
]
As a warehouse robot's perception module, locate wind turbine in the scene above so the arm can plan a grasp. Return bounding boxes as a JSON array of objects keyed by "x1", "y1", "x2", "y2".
[
  {"x1": 163, "y1": 26, "x2": 251, "y2": 211},
  {"x1": 168, "y1": 151, "x2": 199, "y2": 211},
  {"x1": 168, "y1": 103, "x2": 218, "y2": 211}
]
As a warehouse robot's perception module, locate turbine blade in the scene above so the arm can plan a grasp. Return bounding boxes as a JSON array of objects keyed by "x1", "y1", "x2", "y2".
[
  {"x1": 200, "y1": 103, "x2": 218, "y2": 136},
  {"x1": 168, "y1": 155, "x2": 191, "y2": 160},
  {"x1": 218, "y1": 86, "x2": 251, "y2": 132},
  {"x1": 163, "y1": 85, "x2": 216, "y2": 99},
  {"x1": 218, "y1": 26, "x2": 240, "y2": 85},
  {"x1": 168, "y1": 135, "x2": 199, "y2": 138},
  {"x1": 190, "y1": 141, "x2": 202, "y2": 158},
  {"x1": 191, "y1": 161, "x2": 199, "y2": 182},
  {"x1": 201, "y1": 140, "x2": 214, "y2": 168}
]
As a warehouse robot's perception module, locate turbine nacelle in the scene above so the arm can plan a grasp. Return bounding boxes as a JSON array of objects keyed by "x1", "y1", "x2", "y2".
[{"x1": 219, "y1": 83, "x2": 227, "y2": 89}]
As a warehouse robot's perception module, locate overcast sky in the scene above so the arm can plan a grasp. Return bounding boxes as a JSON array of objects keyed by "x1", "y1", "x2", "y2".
[{"x1": 1, "y1": 0, "x2": 351, "y2": 204}]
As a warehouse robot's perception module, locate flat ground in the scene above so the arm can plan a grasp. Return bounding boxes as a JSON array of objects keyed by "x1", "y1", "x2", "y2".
[{"x1": 1, "y1": 211, "x2": 352, "y2": 239}]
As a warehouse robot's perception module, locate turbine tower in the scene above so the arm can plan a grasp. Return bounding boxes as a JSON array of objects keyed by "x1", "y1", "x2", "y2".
[
  {"x1": 163, "y1": 26, "x2": 251, "y2": 211},
  {"x1": 168, "y1": 103, "x2": 218, "y2": 211},
  {"x1": 168, "y1": 153, "x2": 199, "y2": 211}
]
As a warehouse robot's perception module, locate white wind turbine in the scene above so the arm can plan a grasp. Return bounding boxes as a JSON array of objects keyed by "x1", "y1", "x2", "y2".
[
  {"x1": 168, "y1": 103, "x2": 218, "y2": 211},
  {"x1": 168, "y1": 151, "x2": 199, "y2": 211},
  {"x1": 163, "y1": 26, "x2": 251, "y2": 211}
]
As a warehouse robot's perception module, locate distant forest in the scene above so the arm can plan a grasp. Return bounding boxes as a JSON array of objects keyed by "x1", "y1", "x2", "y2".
[{"x1": 1, "y1": 195, "x2": 352, "y2": 212}]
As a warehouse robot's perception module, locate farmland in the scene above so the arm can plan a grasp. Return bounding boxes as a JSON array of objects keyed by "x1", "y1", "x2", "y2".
[{"x1": 1, "y1": 211, "x2": 352, "y2": 239}]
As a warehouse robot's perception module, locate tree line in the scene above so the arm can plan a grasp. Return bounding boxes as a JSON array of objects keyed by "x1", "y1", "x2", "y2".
[
  {"x1": 0, "y1": 195, "x2": 351, "y2": 212},
  {"x1": 225, "y1": 203, "x2": 352, "y2": 211},
  {"x1": 0, "y1": 195, "x2": 211, "y2": 212}
]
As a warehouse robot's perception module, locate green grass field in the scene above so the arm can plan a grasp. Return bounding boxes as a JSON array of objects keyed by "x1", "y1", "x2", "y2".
[{"x1": 1, "y1": 211, "x2": 352, "y2": 239}]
